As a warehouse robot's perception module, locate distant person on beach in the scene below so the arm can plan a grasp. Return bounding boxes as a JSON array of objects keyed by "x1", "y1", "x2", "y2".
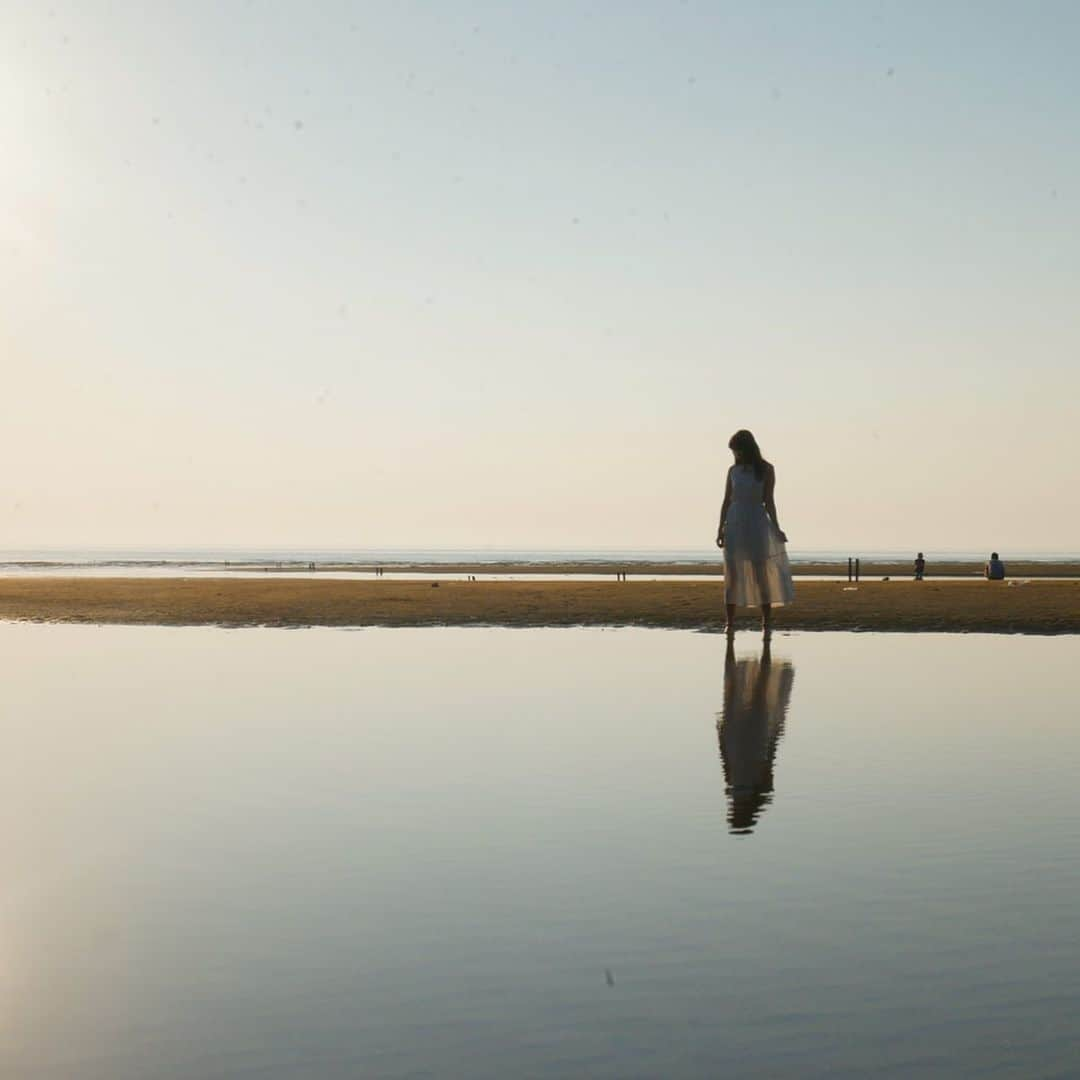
[
  {"x1": 985, "y1": 552, "x2": 1006, "y2": 580},
  {"x1": 716, "y1": 429, "x2": 794, "y2": 636},
  {"x1": 914, "y1": 553, "x2": 926, "y2": 581}
]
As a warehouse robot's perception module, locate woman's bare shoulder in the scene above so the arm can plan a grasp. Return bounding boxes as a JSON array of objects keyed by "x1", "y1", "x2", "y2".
[{"x1": 762, "y1": 459, "x2": 776, "y2": 476}]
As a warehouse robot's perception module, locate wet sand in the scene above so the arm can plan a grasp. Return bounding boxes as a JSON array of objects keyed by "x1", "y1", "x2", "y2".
[
  {"x1": 1, "y1": 577, "x2": 1076, "y2": 634},
  {"x1": 249, "y1": 560, "x2": 1080, "y2": 578}
]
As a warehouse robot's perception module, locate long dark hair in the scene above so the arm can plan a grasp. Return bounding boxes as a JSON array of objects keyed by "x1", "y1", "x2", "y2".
[{"x1": 728, "y1": 429, "x2": 765, "y2": 480}]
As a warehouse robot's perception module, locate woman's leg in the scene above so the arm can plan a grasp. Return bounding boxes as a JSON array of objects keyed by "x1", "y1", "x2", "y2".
[
  {"x1": 761, "y1": 602, "x2": 772, "y2": 634},
  {"x1": 725, "y1": 602, "x2": 735, "y2": 633}
]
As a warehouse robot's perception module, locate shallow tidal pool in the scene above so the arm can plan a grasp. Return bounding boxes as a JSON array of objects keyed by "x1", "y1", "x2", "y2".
[{"x1": 2, "y1": 623, "x2": 1078, "y2": 1078}]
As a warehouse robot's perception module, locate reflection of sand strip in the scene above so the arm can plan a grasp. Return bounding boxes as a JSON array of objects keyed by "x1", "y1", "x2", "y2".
[{"x1": 0, "y1": 578, "x2": 1078, "y2": 634}]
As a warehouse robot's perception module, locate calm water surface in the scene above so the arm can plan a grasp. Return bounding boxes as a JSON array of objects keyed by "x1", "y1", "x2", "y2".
[{"x1": 2, "y1": 624, "x2": 1078, "y2": 1078}]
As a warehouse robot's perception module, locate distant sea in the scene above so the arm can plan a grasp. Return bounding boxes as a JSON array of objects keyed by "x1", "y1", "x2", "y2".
[{"x1": 1, "y1": 546, "x2": 1076, "y2": 570}]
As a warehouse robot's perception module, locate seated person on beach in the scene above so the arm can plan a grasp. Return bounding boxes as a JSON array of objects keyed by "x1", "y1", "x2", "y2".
[
  {"x1": 914, "y1": 553, "x2": 926, "y2": 581},
  {"x1": 985, "y1": 552, "x2": 1006, "y2": 580}
]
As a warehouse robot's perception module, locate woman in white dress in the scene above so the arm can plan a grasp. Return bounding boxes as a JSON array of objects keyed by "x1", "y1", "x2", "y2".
[{"x1": 715, "y1": 429, "x2": 794, "y2": 634}]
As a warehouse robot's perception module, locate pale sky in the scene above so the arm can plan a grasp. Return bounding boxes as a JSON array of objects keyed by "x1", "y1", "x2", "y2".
[{"x1": 3, "y1": 2, "x2": 1078, "y2": 552}]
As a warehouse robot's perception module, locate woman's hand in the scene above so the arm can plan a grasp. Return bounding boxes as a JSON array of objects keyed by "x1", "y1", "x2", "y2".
[
  {"x1": 715, "y1": 532, "x2": 725, "y2": 549},
  {"x1": 776, "y1": 528, "x2": 788, "y2": 543}
]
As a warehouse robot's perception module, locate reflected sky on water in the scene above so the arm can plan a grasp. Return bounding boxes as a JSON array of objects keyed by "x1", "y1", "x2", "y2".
[{"x1": 1, "y1": 624, "x2": 1078, "y2": 1078}]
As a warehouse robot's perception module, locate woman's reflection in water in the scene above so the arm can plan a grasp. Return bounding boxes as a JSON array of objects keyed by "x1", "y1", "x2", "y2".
[{"x1": 717, "y1": 636, "x2": 795, "y2": 835}]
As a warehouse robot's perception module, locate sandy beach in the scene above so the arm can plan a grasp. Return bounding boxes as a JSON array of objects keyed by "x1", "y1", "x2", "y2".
[
  {"x1": 240, "y1": 559, "x2": 1080, "y2": 578},
  {"x1": 1, "y1": 577, "x2": 1076, "y2": 634}
]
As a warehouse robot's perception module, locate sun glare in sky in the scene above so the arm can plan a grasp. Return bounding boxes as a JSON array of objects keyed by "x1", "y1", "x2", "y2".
[{"x1": 3, "y1": 2, "x2": 1078, "y2": 551}]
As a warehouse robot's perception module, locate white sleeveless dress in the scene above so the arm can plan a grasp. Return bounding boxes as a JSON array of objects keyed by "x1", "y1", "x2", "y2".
[{"x1": 723, "y1": 464, "x2": 795, "y2": 607}]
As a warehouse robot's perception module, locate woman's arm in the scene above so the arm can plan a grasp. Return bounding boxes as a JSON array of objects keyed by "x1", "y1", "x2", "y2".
[
  {"x1": 716, "y1": 468, "x2": 733, "y2": 547},
  {"x1": 763, "y1": 464, "x2": 788, "y2": 542}
]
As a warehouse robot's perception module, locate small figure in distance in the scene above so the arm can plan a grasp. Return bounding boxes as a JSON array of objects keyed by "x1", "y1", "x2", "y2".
[
  {"x1": 914, "y1": 552, "x2": 926, "y2": 581},
  {"x1": 985, "y1": 552, "x2": 1006, "y2": 581}
]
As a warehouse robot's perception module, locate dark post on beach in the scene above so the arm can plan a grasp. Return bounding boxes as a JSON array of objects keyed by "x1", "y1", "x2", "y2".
[
  {"x1": 847, "y1": 557, "x2": 853, "y2": 582},
  {"x1": 855, "y1": 558, "x2": 860, "y2": 583}
]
